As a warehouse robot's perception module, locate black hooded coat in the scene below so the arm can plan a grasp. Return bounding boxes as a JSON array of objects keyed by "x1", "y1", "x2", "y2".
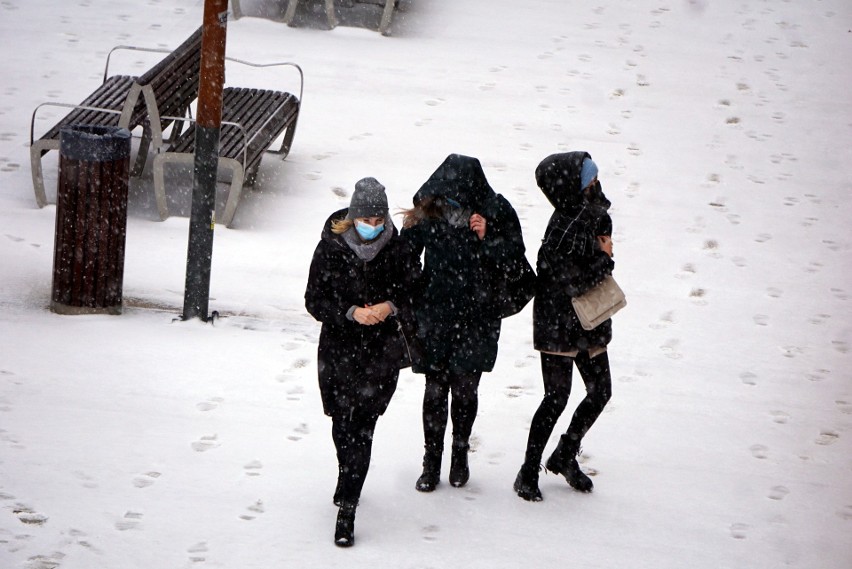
[
  {"x1": 533, "y1": 151, "x2": 616, "y2": 353},
  {"x1": 402, "y1": 154, "x2": 528, "y2": 374},
  {"x1": 305, "y1": 209, "x2": 421, "y2": 418}
]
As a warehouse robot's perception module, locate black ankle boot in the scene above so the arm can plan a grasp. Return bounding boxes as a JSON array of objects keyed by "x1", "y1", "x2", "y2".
[
  {"x1": 415, "y1": 449, "x2": 442, "y2": 492},
  {"x1": 333, "y1": 467, "x2": 343, "y2": 506},
  {"x1": 545, "y1": 435, "x2": 593, "y2": 493},
  {"x1": 449, "y1": 442, "x2": 470, "y2": 488},
  {"x1": 513, "y1": 463, "x2": 543, "y2": 502},
  {"x1": 334, "y1": 503, "x2": 356, "y2": 547}
]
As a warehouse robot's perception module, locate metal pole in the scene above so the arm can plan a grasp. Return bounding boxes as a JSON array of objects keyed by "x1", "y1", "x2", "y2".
[{"x1": 183, "y1": 0, "x2": 228, "y2": 321}]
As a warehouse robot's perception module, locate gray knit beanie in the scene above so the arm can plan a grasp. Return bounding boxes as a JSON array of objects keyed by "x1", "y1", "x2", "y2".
[{"x1": 347, "y1": 177, "x2": 389, "y2": 219}]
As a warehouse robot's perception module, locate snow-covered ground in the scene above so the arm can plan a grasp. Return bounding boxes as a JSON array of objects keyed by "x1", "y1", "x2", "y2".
[{"x1": 1, "y1": 0, "x2": 850, "y2": 567}]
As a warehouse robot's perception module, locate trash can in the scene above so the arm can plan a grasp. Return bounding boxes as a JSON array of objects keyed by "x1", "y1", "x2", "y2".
[{"x1": 51, "y1": 125, "x2": 132, "y2": 315}]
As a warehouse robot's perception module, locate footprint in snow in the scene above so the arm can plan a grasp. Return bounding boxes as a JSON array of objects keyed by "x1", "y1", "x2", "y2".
[
  {"x1": 769, "y1": 410, "x2": 790, "y2": 424},
  {"x1": 729, "y1": 522, "x2": 749, "y2": 540},
  {"x1": 192, "y1": 434, "x2": 220, "y2": 452},
  {"x1": 740, "y1": 371, "x2": 758, "y2": 386},
  {"x1": 187, "y1": 541, "x2": 209, "y2": 563},
  {"x1": 753, "y1": 314, "x2": 769, "y2": 326},
  {"x1": 768, "y1": 486, "x2": 789, "y2": 501},
  {"x1": 196, "y1": 397, "x2": 223, "y2": 412},
  {"x1": 244, "y1": 460, "x2": 263, "y2": 477},
  {"x1": 240, "y1": 500, "x2": 265, "y2": 521},
  {"x1": 750, "y1": 444, "x2": 769, "y2": 459},
  {"x1": 422, "y1": 524, "x2": 440, "y2": 542},
  {"x1": 814, "y1": 430, "x2": 839, "y2": 446},
  {"x1": 115, "y1": 511, "x2": 143, "y2": 531},
  {"x1": 287, "y1": 423, "x2": 310, "y2": 441},
  {"x1": 14, "y1": 506, "x2": 48, "y2": 526},
  {"x1": 132, "y1": 471, "x2": 161, "y2": 488}
]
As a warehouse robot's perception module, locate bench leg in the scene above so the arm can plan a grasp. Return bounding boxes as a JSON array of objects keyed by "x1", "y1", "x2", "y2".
[
  {"x1": 275, "y1": 117, "x2": 299, "y2": 159},
  {"x1": 131, "y1": 126, "x2": 152, "y2": 178},
  {"x1": 284, "y1": 0, "x2": 299, "y2": 25},
  {"x1": 379, "y1": 0, "x2": 394, "y2": 35},
  {"x1": 230, "y1": 0, "x2": 243, "y2": 20},
  {"x1": 152, "y1": 152, "x2": 196, "y2": 221},
  {"x1": 30, "y1": 139, "x2": 59, "y2": 208},
  {"x1": 325, "y1": 0, "x2": 337, "y2": 29},
  {"x1": 219, "y1": 157, "x2": 245, "y2": 229}
]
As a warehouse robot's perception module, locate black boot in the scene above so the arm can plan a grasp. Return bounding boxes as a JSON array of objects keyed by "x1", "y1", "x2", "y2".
[
  {"x1": 333, "y1": 466, "x2": 343, "y2": 506},
  {"x1": 513, "y1": 463, "x2": 543, "y2": 502},
  {"x1": 334, "y1": 503, "x2": 356, "y2": 547},
  {"x1": 545, "y1": 435, "x2": 593, "y2": 493},
  {"x1": 449, "y1": 441, "x2": 470, "y2": 488},
  {"x1": 415, "y1": 448, "x2": 442, "y2": 492}
]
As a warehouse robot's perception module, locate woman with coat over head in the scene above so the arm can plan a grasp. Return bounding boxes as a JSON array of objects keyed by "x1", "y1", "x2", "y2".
[
  {"x1": 305, "y1": 177, "x2": 421, "y2": 546},
  {"x1": 402, "y1": 154, "x2": 529, "y2": 492},
  {"x1": 514, "y1": 152, "x2": 616, "y2": 502}
]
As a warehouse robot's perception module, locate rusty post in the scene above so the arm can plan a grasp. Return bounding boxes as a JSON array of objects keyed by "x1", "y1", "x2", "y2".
[{"x1": 183, "y1": 0, "x2": 229, "y2": 321}]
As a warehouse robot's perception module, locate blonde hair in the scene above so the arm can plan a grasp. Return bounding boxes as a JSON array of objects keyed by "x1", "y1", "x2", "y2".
[
  {"x1": 401, "y1": 197, "x2": 444, "y2": 229},
  {"x1": 330, "y1": 217, "x2": 354, "y2": 235}
]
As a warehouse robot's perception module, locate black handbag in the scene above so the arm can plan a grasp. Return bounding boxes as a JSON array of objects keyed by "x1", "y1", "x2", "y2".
[{"x1": 491, "y1": 256, "x2": 537, "y2": 319}]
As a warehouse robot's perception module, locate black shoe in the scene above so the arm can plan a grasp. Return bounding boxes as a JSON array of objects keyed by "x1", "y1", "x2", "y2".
[
  {"x1": 415, "y1": 450, "x2": 442, "y2": 492},
  {"x1": 333, "y1": 475, "x2": 343, "y2": 507},
  {"x1": 334, "y1": 504, "x2": 356, "y2": 547},
  {"x1": 545, "y1": 435, "x2": 594, "y2": 493},
  {"x1": 546, "y1": 454, "x2": 593, "y2": 493},
  {"x1": 513, "y1": 465, "x2": 543, "y2": 502},
  {"x1": 449, "y1": 443, "x2": 470, "y2": 488}
]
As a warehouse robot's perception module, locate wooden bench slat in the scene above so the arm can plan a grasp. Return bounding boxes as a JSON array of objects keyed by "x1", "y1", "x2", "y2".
[
  {"x1": 154, "y1": 82, "x2": 301, "y2": 227},
  {"x1": 41, "y1": 76, "x2": 138, "y2": 141},
  {"x1": 31, "y1": 28, "x2": 203, "y2": 208}
]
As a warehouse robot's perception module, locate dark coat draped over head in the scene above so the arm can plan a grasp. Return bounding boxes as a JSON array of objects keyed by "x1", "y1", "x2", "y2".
[
  {"x1": 305, "y1": 208, "x2": 422, "y2": 418},
  {"x1": 533, "y1": 151, "x2": 615, "y2": 353},
  {"x1": 403, "y1": 154, "x2": 527, "y2": 374}
]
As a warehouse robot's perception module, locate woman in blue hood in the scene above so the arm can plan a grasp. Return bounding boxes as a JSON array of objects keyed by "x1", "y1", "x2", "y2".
[
  {"x1": 514, "y1": 151, "x2": 616, "y2": 502},
  {"x1": 402, "y1": 154, "x2": 529, "y2": 492}
]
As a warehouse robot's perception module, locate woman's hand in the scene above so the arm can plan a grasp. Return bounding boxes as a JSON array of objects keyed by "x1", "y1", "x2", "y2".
[
  {"x1": 597, "y1": 235, "x2": 613, "y2": 258},
  {"x1": 469, "y1": 213, "x2": 487, "y2": 240},
  {"x1": 353, "y1": 302, "x2": 392, "y2": 325}
]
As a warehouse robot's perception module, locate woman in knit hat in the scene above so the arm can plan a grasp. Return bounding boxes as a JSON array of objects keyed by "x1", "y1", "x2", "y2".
[
  {"x1": 513, "y1": 152, "x2": 616, "y2": 501},
  {"x1": 305, "y1": 177, "x2": 421, "y2": 546}
]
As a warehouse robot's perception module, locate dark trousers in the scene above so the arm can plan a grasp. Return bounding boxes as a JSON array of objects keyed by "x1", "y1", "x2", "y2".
[
  {"x1": 331, "y1": 408, "x2": 380, "y2": 506},
  {"x1": 523, "y1": 351, "x2": 612, "y2": 466},
  {"x1": 422, "y1": 370, "x2": 482, "y2": 452}
]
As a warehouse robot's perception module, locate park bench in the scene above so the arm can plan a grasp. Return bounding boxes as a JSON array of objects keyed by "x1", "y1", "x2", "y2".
[
  {"x1": 29, "y1": 27, "x2": 203, "y2": 208},
  {"x1": 151, "y1": 58, "x2": 303, "y2": 228}
]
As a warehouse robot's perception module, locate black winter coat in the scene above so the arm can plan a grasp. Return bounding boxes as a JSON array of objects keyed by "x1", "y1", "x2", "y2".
[
  {"x1": 533, "y1": 152, "x2": 616, "y2": 353},
  {"x1": 305, "y1": 209, "x2": 421, "y2": 418},
  {"x1": 402, "y1": 154, "x2": 528, "y2": 373}
]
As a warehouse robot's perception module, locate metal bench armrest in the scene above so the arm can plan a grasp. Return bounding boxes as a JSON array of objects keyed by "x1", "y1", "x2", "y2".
[
  {"x1": 30, "y1": 102, "x2": 123, "y2": 146},
  {"x1": 103, "y1": 45, "x2": 174, "y2": 84},
  {"x1": 224, "y1": 57, "x2": 304, "y2": 103}
]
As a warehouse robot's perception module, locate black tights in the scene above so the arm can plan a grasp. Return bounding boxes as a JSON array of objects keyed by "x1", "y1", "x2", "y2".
[
  {"x1": 524, "y1": 351, "x2": 612, "y2": 466},
  {"x1": 331, "y1": 408, "x2": 380, "y2": 505},
  {"x1": 422, "y1": 370, "x2": 482, "y2": 451}
]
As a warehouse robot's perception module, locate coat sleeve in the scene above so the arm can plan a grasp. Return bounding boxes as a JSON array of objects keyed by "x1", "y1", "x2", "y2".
[{"x1": 304, "y1": 240, "x2": 352, "y2": 327}]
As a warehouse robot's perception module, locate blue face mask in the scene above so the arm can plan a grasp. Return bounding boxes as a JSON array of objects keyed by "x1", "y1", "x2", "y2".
[{"x1": 355, "y1": 220, "x2": 384, "y2": 241}]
